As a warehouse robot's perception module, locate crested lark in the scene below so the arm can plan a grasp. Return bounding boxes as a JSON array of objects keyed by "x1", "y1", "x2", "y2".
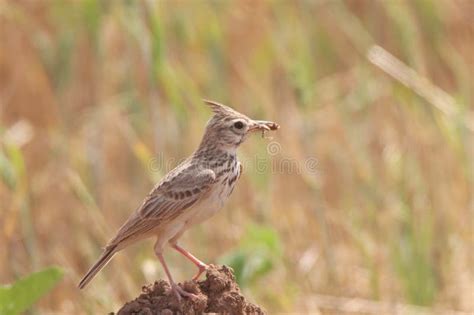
[{"x1": 78, "y1": 100, "x2": 279, "y2": 299}]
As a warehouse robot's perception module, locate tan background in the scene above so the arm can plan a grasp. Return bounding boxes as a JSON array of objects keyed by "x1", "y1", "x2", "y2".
[{"x1": 0, "y1": 0, "x2": 472, "y2": 314}]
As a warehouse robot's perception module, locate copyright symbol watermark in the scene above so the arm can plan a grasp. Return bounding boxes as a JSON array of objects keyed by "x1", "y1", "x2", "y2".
[{"x1": 267, "y1": 141, "x2": 281, "y2": 156}]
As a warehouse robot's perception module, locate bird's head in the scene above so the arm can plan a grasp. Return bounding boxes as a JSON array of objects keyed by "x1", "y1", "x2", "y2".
[{"x1": 200, "y1": 99, "x2": 279, "y2": 151}]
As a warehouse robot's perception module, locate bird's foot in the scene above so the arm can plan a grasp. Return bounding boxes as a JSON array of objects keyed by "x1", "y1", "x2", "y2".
[
  {"x1": 192, "y1": 263, "x2": 209, "y2": 281},
  {"x1": 171, "y1": 283, "x2": 196, "y2": 302}
]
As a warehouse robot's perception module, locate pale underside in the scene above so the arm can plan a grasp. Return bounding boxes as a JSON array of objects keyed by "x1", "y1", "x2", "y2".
[{"x1": 107, "y1": 158, "x2": 241, "y2": 252}]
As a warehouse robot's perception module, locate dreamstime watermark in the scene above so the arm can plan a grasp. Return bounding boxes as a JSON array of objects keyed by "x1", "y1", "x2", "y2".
[
  {"x1": 266, "y1": 141, "x2": 282, "y2": 156},
  {"x1": 148, "y1": 141, "x2": 319, "y2": 175}
]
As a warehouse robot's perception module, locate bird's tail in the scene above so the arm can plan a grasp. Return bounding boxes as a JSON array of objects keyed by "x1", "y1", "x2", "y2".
[{"x1": 78, "y1": 245, "x2": 117, "y2": 289}]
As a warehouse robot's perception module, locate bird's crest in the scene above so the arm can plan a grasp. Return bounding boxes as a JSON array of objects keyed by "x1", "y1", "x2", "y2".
[{"x1": 202, "y1": 99, "x2": 242, "y2": 117}]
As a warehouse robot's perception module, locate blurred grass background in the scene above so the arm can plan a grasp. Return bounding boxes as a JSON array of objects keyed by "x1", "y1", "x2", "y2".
[{"x1": 0, "y1": 0, "x2": 472, "y2": 314}]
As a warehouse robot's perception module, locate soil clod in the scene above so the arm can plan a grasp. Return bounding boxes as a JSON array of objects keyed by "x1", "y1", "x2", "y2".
[{"x1": 114, "y1": 265, "x2": 265, "y2": 315}]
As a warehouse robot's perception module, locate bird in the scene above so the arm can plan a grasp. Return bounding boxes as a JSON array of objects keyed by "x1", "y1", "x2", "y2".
[{"x1": 78, "y1": 99, "x2": 279, "y2": 300}]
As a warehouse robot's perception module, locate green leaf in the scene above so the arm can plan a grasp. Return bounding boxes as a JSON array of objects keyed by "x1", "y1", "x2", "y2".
[
  {"x1": 0, "y1": 151, "x2": 16, "y2": 189},
  {"x1": 220, "y1": 224, "x2": 282, "y2": 288},
  {"x1": 220, "y1": 250, "x2": 246, "y2": 285},
  {"x1": 0, "y1": 267, "x2": 63, "y2": 315},
  {"x1": 241, "y1": 224, "x2": 282, "y2": 255}
]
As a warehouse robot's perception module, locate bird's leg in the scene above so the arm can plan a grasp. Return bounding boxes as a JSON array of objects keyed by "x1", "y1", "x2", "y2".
[
  {"x1": 155, "y1": 252, "x2": 195, "y2": 301},
  {"x1": 171, "y1": 243, "x2": 208, "y2": 281}
]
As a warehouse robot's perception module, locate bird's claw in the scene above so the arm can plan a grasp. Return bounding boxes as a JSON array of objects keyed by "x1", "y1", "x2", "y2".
[{"x1": 171, "y1": 283, "x2": 196, "y2": 302}]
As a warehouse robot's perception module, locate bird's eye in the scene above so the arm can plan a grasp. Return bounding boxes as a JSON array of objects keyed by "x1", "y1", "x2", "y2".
[{"x1": 233, "y1": 121, "x2": 244, "y2": 129}]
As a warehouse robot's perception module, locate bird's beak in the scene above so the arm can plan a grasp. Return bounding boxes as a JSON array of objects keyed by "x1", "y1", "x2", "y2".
[{"x1": 248, "y1": 120, "x2": 280, "y2": 132}]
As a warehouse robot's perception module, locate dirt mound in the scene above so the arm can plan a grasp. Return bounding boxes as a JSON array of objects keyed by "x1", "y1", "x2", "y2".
[{"x1": 113, "y1": 265, "x2": 265, "y2": 314}]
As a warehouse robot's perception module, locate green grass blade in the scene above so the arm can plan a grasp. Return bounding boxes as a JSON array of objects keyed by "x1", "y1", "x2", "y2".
[{"x1": 0, "y1": 267, "x2": 63, "y2": 315}]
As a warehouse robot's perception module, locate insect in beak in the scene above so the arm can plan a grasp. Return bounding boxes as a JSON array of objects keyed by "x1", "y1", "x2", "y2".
[{"x1": 249, "y1": 120, "x2": 280, "y2": 138}]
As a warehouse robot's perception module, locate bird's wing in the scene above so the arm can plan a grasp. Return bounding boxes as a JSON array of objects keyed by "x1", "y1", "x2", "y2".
[{"x1": 108, "y1": 166, "x2": 216, "y2": 246}]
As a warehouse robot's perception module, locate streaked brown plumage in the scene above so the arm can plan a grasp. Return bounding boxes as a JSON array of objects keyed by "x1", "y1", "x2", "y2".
[{"x1": 78, "y1": 100, "x2": 279, "y2": 300}]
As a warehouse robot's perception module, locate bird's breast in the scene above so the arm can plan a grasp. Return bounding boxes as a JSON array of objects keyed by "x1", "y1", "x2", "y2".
[{"x1": 187, "y1": 159, "x2": 241, "y2": 225}]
